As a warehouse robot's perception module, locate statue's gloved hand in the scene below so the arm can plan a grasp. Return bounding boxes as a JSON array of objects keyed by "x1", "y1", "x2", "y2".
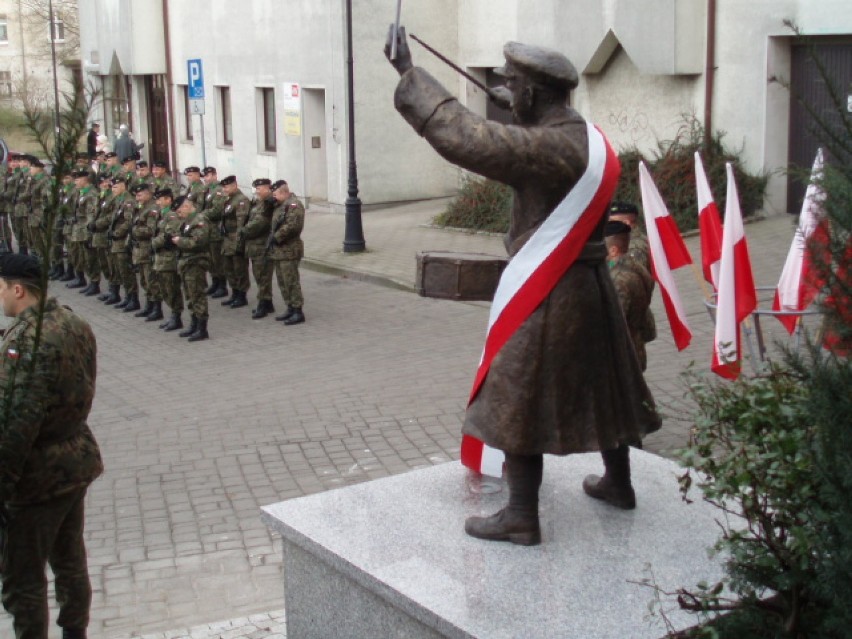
[
  {"x1": 384, "y1": 24, "x2": 413, "y2": 75},
  {"x1": 488, "y1": 86, "x2": 513, "y2": 111}
]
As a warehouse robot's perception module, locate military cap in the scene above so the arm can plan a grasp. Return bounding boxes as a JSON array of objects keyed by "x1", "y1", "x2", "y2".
[
  {"x1": 220, "y1": 175, "x2": 237, "y2": 186},
  {"x1": 252, "y1": 178, "x2": 271, "y2": 188},
  {"x1": 202, "y1": 166, "x2": 217, "y2": 176},
  {"x1": 71, "y1": 169, "x2": 91, "y2": 179},
  {"x1": 104, "y1": 152, "x2": 117, "y2": 159},
  {"x1": 110, "y1": 176, "x2": 126, "y2": 186},
  {"x1": 121, "y1": 155, "x2": 136, "y2": 164},
  {"x1": 154, "y1": 188, "x2": 174, "y2": 199},
  {"x1": 609, "y1": 201, "x2": 639, "y2": 216},
  {"x1": 98, "y1": 172, "x2": 112, "y2": 183},
  {"x1": 75, "y1": 151, "x2": 89, "y2": 160},
  {"x1": 30, "y1": 158, "x2": 45, "y2": 168},
  {"x1": 152, "y1": 160, "x2": 168, "y2": 169},
  {"x1": 0, "y1": 253, "x2": 42, "y2": 280},
  {"x1": 497, "y1": 42, "x2": 578, "y2": 91},
  {"x1": 18, "y1": 154, "x2": 33, "y2": 164},
  {"x1": 136, "y1": 161, "x2": 149, "y2": 168},
  {"x1": 604, "y1": 220, "x2": 632, "y2": 237},
  {"x1": 8, "y1": 152, "x2": 20, "y2": 160},
  {"x1": 183, "y1": 166, "x2": 201, "y2": 175},
  {"x1": 173, "y1": 195, "x2": 194, "y2": 209},
  {"x1": 130, "y1": 183, "x2": 151, "y2": 194},
  {"x1": 271, "y1": 179, "x2": 288, "y2": 191}
]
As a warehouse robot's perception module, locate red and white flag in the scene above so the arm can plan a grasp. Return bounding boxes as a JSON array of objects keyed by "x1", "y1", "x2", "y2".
[
  {"x1": 639, "y1": 162, "x2": 692, "y2": 351},
  {"x1": 460, "y1": 122, "x2": 620, "y2": 477},
  {"x1": 772, "y1": 148, "x2": 825, "y2": 334},
  {"x1": 712, "y1": 163, "x2": 757, "y2": 380},
  {"x1": 695, "y1": 152, "x2": 723, "y2": 289}
]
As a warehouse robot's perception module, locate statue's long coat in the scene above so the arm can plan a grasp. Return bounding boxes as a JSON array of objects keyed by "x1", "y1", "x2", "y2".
[{"x1": 395, "y1": 68, "x2": 661, "y2": 455}]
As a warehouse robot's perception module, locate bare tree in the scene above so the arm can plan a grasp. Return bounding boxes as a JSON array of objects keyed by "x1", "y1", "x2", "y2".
[{"x1": 17, "y1": 0, "x2": 80, "y2": 64}]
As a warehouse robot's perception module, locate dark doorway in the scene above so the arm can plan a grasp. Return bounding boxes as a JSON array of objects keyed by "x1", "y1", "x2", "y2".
[
  {"x1": 788, "y1": 40, "x2": 852, "y2": 213},
  {"x1": 145, "y1": 75, "x2": 169, "y2": 165}
]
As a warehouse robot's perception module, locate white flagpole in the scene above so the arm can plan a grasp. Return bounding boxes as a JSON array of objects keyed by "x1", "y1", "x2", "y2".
[{"x1": 390, "y1": 0, "x2": 403, "y2": 60}]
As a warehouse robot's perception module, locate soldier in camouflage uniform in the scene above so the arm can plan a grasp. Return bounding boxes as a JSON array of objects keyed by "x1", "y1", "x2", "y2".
[
  {"x1": 26, "y1": 159, "x2": 50, "y2": 259},
  {"x1": 201, "y1": 167, "x2": 228, "y2": 299},
  {"x1": 76, "y1": 173, "x2": 104, "y2": 298},
  {"x1": 150, "y1": 161, "x2": 178, "y2": 195},
  {"x1": 171, "y1": 196, "x2": 211, "y2": 341},
  {"x1": 605, "y1": 220, "x2": 655, "y2": 371},
  {"x1": 10, "y1": 155, "x2": 32, "y2": 255},
  {"x1": 129, "y1": 184, "x2": 162, "y2": 319},
  {"x1": 183, "y1": 166, "x2": 205, "y2": 205},
  {"x1": 0, "y1": 154, "x2": 19, "y2": 252},
  {"x1": 0, "y1": 253, "x2": 103, "y2": 639},
  {"x1": 269, "y1": 180, "x2": 305, "y2": 325},
  {"x1": 103, "y1": 152, "x2": 120, "y2": 180},
  {"x1": 47, "y1": 172, "x2": 73, "y2": 280},
  {"x1": 150, "y1": 188, "x2": 183, "y2": 330},
  {"x1": 135, "y1": 161, "x2": 153, "y2": 189},
  {"x1": 241, "y1": 178, "x2": 276, "y2": 319},
  {"x1": 89, "y1": 175, "x2": 115, "y2": 300},
  {"x1": 109, "y1": 182, "x2": 139, "y2": 309},
  {"x1": 65, "y1": 170, "x2": 95, "y2": 292},
  {"x1": 119, "y1": 156, "x2": 137, "y2": 189},
  {"x1": 57, "y1": 174, "x2": 80, "y2": 283},
  {"x1": 218, "y1": 175, "x2": 251, "y2": 308}
]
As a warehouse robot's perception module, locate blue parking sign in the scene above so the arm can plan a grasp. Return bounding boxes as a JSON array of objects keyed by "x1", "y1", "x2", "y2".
[{"x1": 188, "y1": 59, "x2": 204, "y2": 99}]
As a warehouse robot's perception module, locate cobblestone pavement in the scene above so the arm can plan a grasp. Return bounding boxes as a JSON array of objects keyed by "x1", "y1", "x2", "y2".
[{"x1": 0, "y1": 201, "x2": 804, "y2": 638}]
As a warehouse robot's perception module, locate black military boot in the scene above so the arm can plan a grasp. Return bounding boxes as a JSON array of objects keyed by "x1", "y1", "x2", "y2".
[
  {"x1": 211, "y1": 279, "x2": 229, "y2": 299},
  {"x1": 251, "y1": 299, "x2": 272, "y2": 319},
  {"x1": 115, "y1": 291, "x2": 131, "y2": 309},
  {"x1": 59, "y1": 266, "x2": 76, "y2": 282},
  {"x1": 179, "y1": 315, "x2": 198, "y2": 338},
  {"x1": 162, "y1": 313, "x2": 183, "y2": 331},
  {"x1": 221, "y1": 287, "x2": 237, "y2": 306},
  {"x1": 275, "y1": 306, "x2": 295, "y2": 322},
  {"x1": 49, "y1": 264, "x2": 65, "y2": 280},
  {"x1": 230, "y1": 290, "x2": 248, "y2": 308},
  {"x1": 123, "y1": 293, "x2": 141, "y2": 312},
  {"x1": 78, "y1": 281, "x2": 93, "y2": 294},
  {"x1": 283, "y1": 307, "x2": 305, "y2": 325},
  {"x1": 205, "y1": 277, "x2": 218, "y2": 296},
  {"x1": 85, "y1": 281, "x2": 101, "y2": 297},
  {"x1": 582, "y1": 444, "x2": 636, "y2": 510},
  {"x1": 97, "y1": 285, "x2": 112, "y2": 301},
  {"x1": 134, "y1": 300, "x2": 153, "y2": 317},
  {"x1": 187, "y1": 317, "x2": 209, "y2": 342},
  {"x1": 103, "y1": 285, "x2": 121, "y2": 305},
  {"x1": 465, "y1": 454, "x2": 542, "y2": 546},
  {"x1": 62, "y1": 628, "x2": 86, "y2": 639},
  {"x1": 66, "y1": 272, "x2": 86, "y2": 289},
  {"x1": 145, "y1": 301, "x2": 164, "y2": 322}
]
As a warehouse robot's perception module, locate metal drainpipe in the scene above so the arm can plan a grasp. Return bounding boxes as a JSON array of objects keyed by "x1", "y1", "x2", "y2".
[
  {"x1": 162, "y1": 0, "x2": 179, "y2": 175},
  {"x1": 703, "y1": 0, "x2": 716, "y2": 150}
]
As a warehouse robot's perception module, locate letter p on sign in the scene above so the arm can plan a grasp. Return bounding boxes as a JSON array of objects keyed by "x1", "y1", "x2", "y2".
[{"x1": 188, "y1": 59, "x2": 205, "y2": 99}]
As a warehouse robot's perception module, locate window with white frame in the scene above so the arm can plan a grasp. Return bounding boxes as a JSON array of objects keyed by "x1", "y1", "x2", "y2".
[
  {"x1": 259, "y1": 87, "x2": 276, "y2": 152},
  {"x1": 218, "y1": 86, "x2": 233, "y2": 147},
  {"x1": 50, "y1": 19, "x2": 65, "y2": 43},
  {"x1": 0, "y1": 16, "x2": 8, "y2": 43},
  {"x1": 181, "y1": 85, "x2": 194, "y2": 141}
]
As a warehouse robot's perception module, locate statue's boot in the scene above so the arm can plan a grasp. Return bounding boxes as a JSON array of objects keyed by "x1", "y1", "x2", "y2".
[
  {"x1": 582, "y1": 444, "x2": 636, "y2": 510},
  {"x1": 464, "y1": 453, "x2": 542, "y2": 546}
]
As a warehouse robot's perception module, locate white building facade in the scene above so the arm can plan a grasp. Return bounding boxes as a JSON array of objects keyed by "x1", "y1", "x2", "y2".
[{"x1": 78, "y1": 0, "x2": 852, "y2": 213}]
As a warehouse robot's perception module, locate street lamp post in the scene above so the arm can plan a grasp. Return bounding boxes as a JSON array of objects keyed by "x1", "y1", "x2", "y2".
[
  {"x1": 48, "y1": 0, "x2": 62, "y2": 142},
  {"x1": 342, "y1": 0, "x2": 366, "y2": 253}
]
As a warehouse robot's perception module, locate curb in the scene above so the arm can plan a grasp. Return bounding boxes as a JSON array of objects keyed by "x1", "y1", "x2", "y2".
[{"x1": 301, "y1": 257, "x2": 415, "y2": 293}]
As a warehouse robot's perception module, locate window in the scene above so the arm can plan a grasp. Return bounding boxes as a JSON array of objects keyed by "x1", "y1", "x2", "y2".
[
  {"x1": 182, "y1": 85, "x2": 194, "y2": 141},
  {"x1": 218, "y1": 86, "x2": 233, "y2": 147},
  {"x1": 50, "y1": 19, "x2": 65, "y2": 43},
  {"x1": 261, "y1": 87, "x2": 276, "y2": 152},
  {"x1": 0, "y1": 16, "x2": 8, "y2": 44},
  {"x1": 0, "y1": 71, "x2": 11, "y2": 98}
]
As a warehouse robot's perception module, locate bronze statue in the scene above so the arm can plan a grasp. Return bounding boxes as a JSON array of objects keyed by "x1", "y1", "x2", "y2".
[{"x1": 386, "y1": 28, "x2": 661, "y2": 545}]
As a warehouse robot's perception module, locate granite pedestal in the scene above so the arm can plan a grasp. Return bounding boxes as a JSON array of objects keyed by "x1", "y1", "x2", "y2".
[{"x1": 262, "y1": 451, "x2": 728, "y2": 639}]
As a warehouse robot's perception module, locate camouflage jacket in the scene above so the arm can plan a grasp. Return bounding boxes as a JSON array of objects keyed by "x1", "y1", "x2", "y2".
[
  {"x1": 151, "y1": 206, "x2": 181, "y2": 272},
  {"x1": 28, "y1": 172, "x2": 51, "y2": 228},
  {"x1": 220, "y1": 191, "x2": 250, "y2": 255},
  {"x1": 174, "y1": 210, "x2": 211, "y2": 269},
  {"x1": 268, "y1": 194, "x2": 304, "y2": 261},
  {"x1": 0, "y1": 298, "x2": 103, "y2": 504},
  {"x1": 109, "y1": 193, "x2": 135, "y2": 254},
  {"x1": 91, "y1": 189, "x2": 114, "y2": 248},
  {"x1": 131, "y1": 201, "x2": 160, "y2": 264},
  {"x1": 609, "y1": 254, "x2": 655, "y2": 371},
  {"x1": 12, "y1": 170, "x2": 32, "y2": 218},
  {"x1": 71, "y1": 186, "x2": 98, "y2": 242},
  {"x1": 202, "y1": 181, "x2": 226, "y2": 241},
  {"x1": 241, "y1": 196, "x2": 274, "y2": 258},
  {"x1": 151, "y1": 175, "x2": 178, "y2": 195},
  {"x1": 185, "y1": 180, "x2": 206, "y2": 206},
  {"x1": 59, "y1": 185, "x2": 78, "y2": 236}
]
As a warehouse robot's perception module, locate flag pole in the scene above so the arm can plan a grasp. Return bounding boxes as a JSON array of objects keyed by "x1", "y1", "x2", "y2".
[{"x1": 688, "y1": 262, "x2": 714, "y2": 301}]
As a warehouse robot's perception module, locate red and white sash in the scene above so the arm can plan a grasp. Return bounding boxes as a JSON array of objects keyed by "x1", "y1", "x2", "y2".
[{"x1": 461, "y1": 122, "x2": 620, "y2": 476}]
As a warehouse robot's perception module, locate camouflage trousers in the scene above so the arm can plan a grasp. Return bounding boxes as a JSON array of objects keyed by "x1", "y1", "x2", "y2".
[
  {"x1": 68, "y1": 240, "x2": 87, "y2": 273},
  {"x1": 113, "y1": 253, "x2": 138, "y2": 295},
  {"x1": 1, "y1": 488, "x2": 92, "y2": 638},
  {"x1": 85, "y1": 246, "x2": 106, "y2": 283},
  {"x1": 223, "y1": 253, "x2": 250, "y2": 292},
  {"x1": 250, "y1": 256, "x2": 273, "y2": 301},
  {"x1": 274, "y1": 259, "x2": 303, "y2": 309},
  {"x1": 180, "y1": 262, "x2": 208, "y2": 320},
  {"x1": 208, "y1": 240, "x2": 225, "y2": 279},
  {"x1": 50, "y1": 227, "x2": 65, "y2": 269},
  {"x1": 26, "y1": 223, "x2": 45, "y2": 258},
  {"x1": 136, "y1": 263, "x2": 162, "y2": 302},
  {"x1": 158, "y1": 270, "x2": 184, "y2": 314},
  {"x1": 11, "y1": 216, "x2": 28, "y2": 251},
  {"x1": 105, "y1": 253, "x2": 121, "y2": 286},
  {"x1": 0, "y1": 215, "x2": 12, "y2": 251}
]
